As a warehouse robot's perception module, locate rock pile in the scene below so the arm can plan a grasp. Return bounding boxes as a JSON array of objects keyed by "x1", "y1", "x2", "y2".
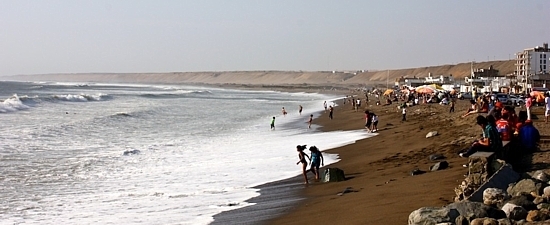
[{"x1": 409, "y1": 170, "x2": 550, "y2": 224}]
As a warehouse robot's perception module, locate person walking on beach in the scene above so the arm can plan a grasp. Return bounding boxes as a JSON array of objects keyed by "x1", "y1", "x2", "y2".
[
  {"x1": 401, "y1": 106, "x2": 407, "y2": 121},
  {"x1": 371, "y1": 112, "x2": 379, "y2": 132},
  {"x1": 364, "y1": 110, "x2": 372, "y2": 132},
  {"x1": 323, "y1": 101, "x2": 327, "y2": 112},
  {"x1": 298, "y1": 105, "x2": 303, "y2": 115},
  {"x1": 307, "y1": 114, "x2": 313, "y2": 129},
  {"x1": 449, "y1": 98, "x2": 455, "y2": 113},
  {"x1": 270, "y1": 117, "x2": 275, "y2": 130},
  {"x1": 328, "y1": 105, "x2": 333, "y2": 120},
  {"x1": 282, "y1": 107, "x2": 287, "y2": 116},
  {"x1": 296, "y1": 145, "x2": 310, "y2": 184},
  {"x1": 525, "y1": 96, "x2": 533, "y2": 120},
  {"x1": 545, "y1": 93, "x2": 550, "y2": 123},
  {"x1": 308, "y1": 146, "x2": 324, "y2": 180}
]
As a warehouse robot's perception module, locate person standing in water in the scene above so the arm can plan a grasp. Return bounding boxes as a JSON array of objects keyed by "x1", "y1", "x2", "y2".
[
  {"x1": 270, "y1": 117, "x2": 275, "y2": 130},
  {"x1": 307, "y1": 114, "x2": 313, "y2": 129},
  {"x1": 282, "y1": 107, "x2": 287, "y2": 116},
  {"x1": 328, "y1": 105, "x2": 334, "y2": 120},
  {"x1": 308, "y1": 146, "x2": 324, "y2": 180},
  {"x1": 296, "y1": 145, "x2": 310, "y2": 184},
  {"x1": 298, "y1": 105, "x2": 303, "y2": 115}
]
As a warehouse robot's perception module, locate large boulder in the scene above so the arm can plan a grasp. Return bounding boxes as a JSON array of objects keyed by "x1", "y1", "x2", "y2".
[
  {"x1": 408, "y1": 207, "x2": 459, "y2": 225},
  {"x1": 501, "y1": 203, "x2": 528, "y2": 221},
  {"x1": 505, "y1": 194, "x2": 537, "y2": 211},
  {"x1": 483, "y1": 188, "x2": 508, "y2": 206},
  {"x1": 446, "y1": 201, "x2": 506, "y2": 220},
  {"x1": 507, "y1": 179, "x2": 543, "y2": 197}
]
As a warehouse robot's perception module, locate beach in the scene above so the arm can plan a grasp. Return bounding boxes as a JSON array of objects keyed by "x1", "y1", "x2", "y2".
[{"x1": 214, "y1": 93, "x2": 550, "y2": 225}]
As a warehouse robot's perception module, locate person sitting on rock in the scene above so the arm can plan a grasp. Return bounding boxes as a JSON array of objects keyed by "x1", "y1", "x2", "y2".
[{"x1": 459, "y1": 115, "x2": 502, "y2": 157}]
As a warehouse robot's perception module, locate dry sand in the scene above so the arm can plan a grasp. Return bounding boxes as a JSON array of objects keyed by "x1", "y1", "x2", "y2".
[{"x1": 260, "y1": 97, "x2": 550, "y2": 225}]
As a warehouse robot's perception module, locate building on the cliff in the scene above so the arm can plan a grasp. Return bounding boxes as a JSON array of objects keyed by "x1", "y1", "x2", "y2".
[{"x1": 515, "y1": 43, "x2": 550, "y2": 93}]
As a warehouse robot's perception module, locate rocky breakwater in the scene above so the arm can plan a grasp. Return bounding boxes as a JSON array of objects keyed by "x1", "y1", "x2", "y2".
[{"x1": 409, "y1": 152, "x2": 550, "y2": 225}]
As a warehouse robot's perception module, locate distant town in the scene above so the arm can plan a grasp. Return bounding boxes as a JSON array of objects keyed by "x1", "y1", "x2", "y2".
[{"x1": 392, "y1": 43, "x2": 550, "y2": 94}]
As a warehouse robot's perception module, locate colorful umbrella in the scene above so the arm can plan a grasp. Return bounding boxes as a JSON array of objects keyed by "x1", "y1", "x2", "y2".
[
  {"x1": 428, "y1": 84, "x2": 444, "y2": 90},
  {"x1": 531, "y1": 91, "x2": 545, "y2": 103},
  {"x1": 383, "y1": 89, "x2": 394, "y2": 96},
  {"x1": 415, "y1": 85, "x2": 436, "y2": 94}
]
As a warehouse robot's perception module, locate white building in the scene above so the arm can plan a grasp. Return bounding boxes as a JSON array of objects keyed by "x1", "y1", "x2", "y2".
[{"x1": 516, "y1": 43, "x2": 549, "y2": 80}]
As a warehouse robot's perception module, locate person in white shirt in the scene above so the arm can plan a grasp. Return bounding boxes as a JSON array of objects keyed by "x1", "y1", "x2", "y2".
[{"x1": 545, "y1": 93, "x2": 550, "y2": 123}]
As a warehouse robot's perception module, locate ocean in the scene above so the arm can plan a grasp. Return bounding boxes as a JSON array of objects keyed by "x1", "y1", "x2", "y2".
[{"x1": 0, "y1": 80, "x2": 373, "y2": 225}]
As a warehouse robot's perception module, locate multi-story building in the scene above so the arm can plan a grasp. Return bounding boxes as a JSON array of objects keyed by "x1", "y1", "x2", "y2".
[{"x1": 515, "y1": 43, "x2": 550, "y2": 92}]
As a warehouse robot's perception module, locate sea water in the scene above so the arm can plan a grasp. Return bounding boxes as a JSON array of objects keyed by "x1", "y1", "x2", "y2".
[{"x1": 0, "y1": 81, "x2": 374, "y2": 225}]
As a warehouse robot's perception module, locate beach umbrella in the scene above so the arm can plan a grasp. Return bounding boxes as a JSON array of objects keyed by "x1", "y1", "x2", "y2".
[
  {"x1": 383, "y1": 89, "x2": 394, "y2": 96},
  {"x1": 531, "y1": 91, "x2": 545, "y2": 103},
  {"x1": 428, "y1": 84, "x2": 444, "y2": 90},
  {"x1": 415, "y1": 86, "x2": 435, "y2": 94}
]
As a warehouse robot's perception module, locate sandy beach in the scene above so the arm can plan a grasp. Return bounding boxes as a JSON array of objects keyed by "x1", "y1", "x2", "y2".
[{"x1": 213, "y1": 91, "x2": 550, "y2": 225}]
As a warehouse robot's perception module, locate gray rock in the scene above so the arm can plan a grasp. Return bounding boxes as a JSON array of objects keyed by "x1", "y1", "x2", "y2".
[
  {"x1": 430, "y1": 161, "x2": 449, "y2": 172},
  {"x1": 505, "y1": 195, "x2": 536, "y2": 211},
  {"x1": 446, "y1": 201, "x2": 506, "y2": 220},
  {"x1": 484, "y1": 188, "x2": 508, "y2": 206},
  {"x1": 543, "y1": 186, "x2": 550, "y2": 198},
  {"x1": 532, "y1": 170, "x2": 549, "y2": 182},
  {"x1": 429, "y1": 154, "x2": 446, "y2": 161},
  {"x1": 408, "y1": 207, "x2": 459, "y2": 225},
  {"x1": 501, "y1": 203, "x2": 528, "y2": 221},
  {"x1": 426, "y1": 131, "x2": 438, "y2": 138},
  {"x1": 507, "y1": 179, "x2": 542, "y2": 197},
  {"x1": 455, "y1": 215, "x2": 469, "y2": 225}
]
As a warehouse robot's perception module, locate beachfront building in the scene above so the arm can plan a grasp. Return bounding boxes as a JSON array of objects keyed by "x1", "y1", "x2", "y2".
[
  {"x1": 462, "y1": 65, "x2": 510, "y2": 93},
  {"x1": 515, "y1": 43, "x2": 550, "y2": 93},
  {"x1": 396, "y1": 73, "x2": 456, "y2": 88}
]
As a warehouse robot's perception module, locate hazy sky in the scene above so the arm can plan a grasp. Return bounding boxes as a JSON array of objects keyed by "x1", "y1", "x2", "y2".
[{"x1": 0, "y1": 0, "x2": 548, "y2": 75}]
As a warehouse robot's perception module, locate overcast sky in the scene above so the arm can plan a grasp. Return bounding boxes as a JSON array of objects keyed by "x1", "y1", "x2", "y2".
[{"x1": 0, "y1": 0, "x2": 548, "y2": 75}]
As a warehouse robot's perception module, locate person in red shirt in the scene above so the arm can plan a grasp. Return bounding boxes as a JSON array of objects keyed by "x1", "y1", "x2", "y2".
[{"x1": 496, "y1": 113, "x2": 512, "y2": 141}]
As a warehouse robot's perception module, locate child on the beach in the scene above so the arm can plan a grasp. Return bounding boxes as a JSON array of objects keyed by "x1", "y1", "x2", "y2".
[
  {"x1": 270, "y1": 117, "x2": 275, "y2": 130},
  {"x1": 371, "y1": 113, "x2": 378, "y2": 132},
  {"x1": 282, "y1": 107, "x2": 287, "y2": 116},
  {"x1": 296, "y1": 145, "x2": 310, "y2": 184},
  {"x1": 308, "y1": 146, "x2": 324, "y2": 180}
]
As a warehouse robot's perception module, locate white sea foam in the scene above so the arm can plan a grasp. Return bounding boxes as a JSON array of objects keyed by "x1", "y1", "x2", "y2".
[{"x1": 0, "y1": 82, "x2": 373, "y2": 225}]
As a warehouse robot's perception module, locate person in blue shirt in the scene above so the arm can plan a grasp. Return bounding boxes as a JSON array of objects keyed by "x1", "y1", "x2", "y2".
[
  {"x1": 519, "y1": 120, "x2": 540, "y2": 153},
  {"x1": 308, "y1": 146, "x2": 324, "y2": 180}
]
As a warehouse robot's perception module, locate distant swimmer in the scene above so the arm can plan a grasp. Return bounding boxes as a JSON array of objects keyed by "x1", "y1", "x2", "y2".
[
  {"x1": 299, "y1": 105, "x2": 303, "y2": 115},
  {"x1": 271, "y1": 117, "x2": 276, "y2": 130}
]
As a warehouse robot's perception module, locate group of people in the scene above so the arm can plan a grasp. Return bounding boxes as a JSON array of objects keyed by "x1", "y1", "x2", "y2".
[
  {"x1": 296, "y1": 145, "x2": 325, "y2": 184},
  {"x1": 364, "y1": 110, "x2": 379, "y2": 132},
  {"x1": 458, "y1": 102, "x2": 540, "y2": 164}
]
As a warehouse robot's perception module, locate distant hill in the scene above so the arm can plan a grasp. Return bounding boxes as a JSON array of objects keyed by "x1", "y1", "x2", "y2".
[{"x1": 5, "y1": 60, "x2": 515, "y2": 87}]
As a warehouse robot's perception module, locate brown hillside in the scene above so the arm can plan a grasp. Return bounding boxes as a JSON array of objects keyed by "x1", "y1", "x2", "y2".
[{"x1": 6, "y1": 60, "x2": 515, "y2": 86}]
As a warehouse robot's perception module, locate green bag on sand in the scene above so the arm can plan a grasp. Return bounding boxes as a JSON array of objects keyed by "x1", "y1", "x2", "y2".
[{"x1": 323, "y1": 168, "x2": 345, "y2": 182}]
